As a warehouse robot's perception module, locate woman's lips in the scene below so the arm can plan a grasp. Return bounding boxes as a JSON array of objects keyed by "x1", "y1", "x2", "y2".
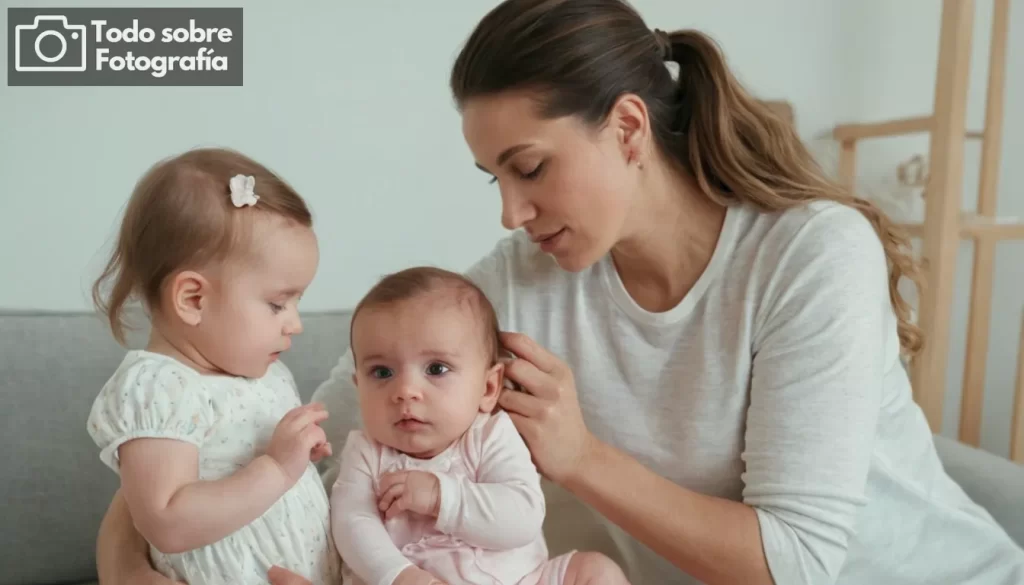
[{"x1": 537, "y1": 228, "x2": 566, "y2": 253}]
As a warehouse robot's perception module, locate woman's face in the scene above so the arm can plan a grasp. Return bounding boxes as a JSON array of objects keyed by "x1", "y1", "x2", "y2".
[{"x1": 461, "y1": 89, "x2": 644, "y2": 272}]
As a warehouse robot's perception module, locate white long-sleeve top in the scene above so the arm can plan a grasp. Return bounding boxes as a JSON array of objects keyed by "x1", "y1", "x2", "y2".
[
  {"x1": 330, "y1": 411, "x2": 549, "y2": 585},
  {"x1": 317, "y1": 200, "x2": 1024, "y2": 584}
]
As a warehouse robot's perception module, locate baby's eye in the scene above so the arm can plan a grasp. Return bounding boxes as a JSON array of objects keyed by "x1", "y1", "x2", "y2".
[
  {"x1": 425, "y1": 362, "x2": 449, "y2": 376},
  {"x1": 269, "y1": 302, "x2": 284, "y2": 314},
  {"x1": 370, "y1": 366, "x2": 393, "y2": 379}
]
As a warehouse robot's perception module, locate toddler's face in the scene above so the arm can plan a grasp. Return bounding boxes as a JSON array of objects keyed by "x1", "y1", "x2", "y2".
[
  {"x1": 196, "y1": 216, "x2": 319, "y2": 378},
  {"x1": 351, "y1": 292, "x2": 503, "y2": 458}
]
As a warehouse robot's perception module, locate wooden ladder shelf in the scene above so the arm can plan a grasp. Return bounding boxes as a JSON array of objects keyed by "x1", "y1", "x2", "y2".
[{"x1": 832, "y1": 0, "x2": 1024, "y2": 463}]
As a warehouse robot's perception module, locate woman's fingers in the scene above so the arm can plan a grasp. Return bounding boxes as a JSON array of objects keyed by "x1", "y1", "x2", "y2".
[
  {"x1": 498, "y1": 386, "x2": 546, "y2": 418},
  {"x1": 503, "y1": 354, "x2": 561, "y2": 400},
  {"x1": 500, "y1": 331, "x2": 562, "y2": 374},
  {"x1": 503, "y1": 409, "x2": 535, "y2": 438}
]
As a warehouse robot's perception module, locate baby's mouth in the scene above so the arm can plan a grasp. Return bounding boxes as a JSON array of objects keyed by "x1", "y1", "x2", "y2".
[{"x1": 396, "y1": 413, "x2": 426, "y2": 426}]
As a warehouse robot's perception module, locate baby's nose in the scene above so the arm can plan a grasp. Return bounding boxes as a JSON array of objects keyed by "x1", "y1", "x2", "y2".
[{"x1": 393, "y1": 381, "x2": 422, "y2": 401}]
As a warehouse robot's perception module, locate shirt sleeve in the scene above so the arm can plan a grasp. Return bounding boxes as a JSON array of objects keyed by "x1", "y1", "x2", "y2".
[
  {"x1": 86, "y1": 357, "x2": 213, "y2": 473},
  {"x1": 463, "y1": 233, "x2": 519, "y2": 326},
  {"x1": 433, "y1": 412, "x2": 546, "y2": 549},
  {"x1": 743, "y1": 205, "x2": 896, "y2": 585},
  {"x1": 331, "y1": 431, "x2": 413, "y2": 585}
]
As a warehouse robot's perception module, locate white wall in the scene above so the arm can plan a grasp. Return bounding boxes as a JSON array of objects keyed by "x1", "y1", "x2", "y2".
[
  {"x1": 0, "y1": 0, "x2": 842, "y2": 312},
  {"x1": 3, "y1": 2, "x2": 1019, "y2": 453},
  {"x1": 836, "y1": 0, "x2": 1024, "y2": 457}
]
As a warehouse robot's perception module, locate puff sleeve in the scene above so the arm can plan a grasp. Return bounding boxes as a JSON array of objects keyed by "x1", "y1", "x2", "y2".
[{"x1": 87, "y1": 354, "x2": 215, "y2": 473}]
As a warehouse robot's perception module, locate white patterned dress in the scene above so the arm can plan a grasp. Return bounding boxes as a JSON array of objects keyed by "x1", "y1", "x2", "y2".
[{"x1": 88, "y1": 350, "x2": 342, "y2": 585}]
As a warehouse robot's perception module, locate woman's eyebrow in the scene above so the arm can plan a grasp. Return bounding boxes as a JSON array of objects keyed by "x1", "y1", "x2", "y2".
[
  {"x1": 496, "y1": 143, "x2": 532, "y2": 166},
  {"x1": 475, "y1": 143, "x2": 535, "y2": 174}
]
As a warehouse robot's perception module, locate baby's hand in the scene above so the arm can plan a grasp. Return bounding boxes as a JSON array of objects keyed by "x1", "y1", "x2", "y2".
[
  {"x1": 266, "y1": 403, "x2": 330, "y2": 483},
  {"x1": 377, "y1": 470, "x2": 440, "y2": 521}
]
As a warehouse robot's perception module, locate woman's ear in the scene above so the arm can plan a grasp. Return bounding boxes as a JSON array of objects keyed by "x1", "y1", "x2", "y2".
[
  {"x1": 609, "y1": 92, "x2": 651, "y2": 166},
  {"x1": 479, "y1": 361, "x2": 505, "y2": 413},
  {"x1": 169, "y1": 270, "x2": 209, "y2": 327}
]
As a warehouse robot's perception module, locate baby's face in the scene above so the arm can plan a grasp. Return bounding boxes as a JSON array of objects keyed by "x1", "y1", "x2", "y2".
[
  {"x1": 351, "y1": 292, "x2": 502, "y2": 458},
  {"x1": 195, "y1": 216, "x2": 319, "y2": 378}
]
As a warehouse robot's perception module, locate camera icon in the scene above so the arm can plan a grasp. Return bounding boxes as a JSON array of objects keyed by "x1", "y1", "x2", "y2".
[{"x1": 15, "y1": 15, "x2": 87, "y2": 72}]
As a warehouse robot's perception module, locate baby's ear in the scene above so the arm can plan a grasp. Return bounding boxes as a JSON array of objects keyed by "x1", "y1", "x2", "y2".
[
  {"x1": 479, "y1": 361, "x2": 504, "y2": 413},
  {"x1": 169, "y1": 270, "x2": 208, "y2": 327}
]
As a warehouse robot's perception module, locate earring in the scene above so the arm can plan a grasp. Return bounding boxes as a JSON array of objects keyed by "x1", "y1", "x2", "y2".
[{"x1": 629, "y1": 151, "x2": 643, "y2": 169}]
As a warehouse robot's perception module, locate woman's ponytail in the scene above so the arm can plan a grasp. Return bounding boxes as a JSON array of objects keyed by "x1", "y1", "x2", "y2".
[
  {"x1": 450, "y1": 0, "x2": 923, "y2": 358},
  {"x1": 659, "y1": 29, "x2": 923, "y2": 357}
]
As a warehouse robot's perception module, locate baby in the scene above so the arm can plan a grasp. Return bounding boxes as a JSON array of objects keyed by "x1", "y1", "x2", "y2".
[
  {"x1": 86, "y1": 148, "x2": 341, "y2": 584},
  {"x1": 330, "y1": 266, "x2": 630, "y2": 585}
]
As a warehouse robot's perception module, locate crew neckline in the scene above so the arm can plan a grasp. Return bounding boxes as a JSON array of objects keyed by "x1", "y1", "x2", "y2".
[
  {"x1": 600, "y1": 202, "x2": 739, "y2": 327},
  {"x1": 127, "y1": 348, "x2": 264, "y2": 382}
]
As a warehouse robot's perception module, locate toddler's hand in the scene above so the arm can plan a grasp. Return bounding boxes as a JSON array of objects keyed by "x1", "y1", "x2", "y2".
[
  {"x1": 266, "y1": 403, "x2": 329, "y2": 483},
  {"x1": 377, "y1": 470, "x2": 440, "y2": 521},
  {"x1": 310, "y1": 441, "x2": 333, "y2": 463}
]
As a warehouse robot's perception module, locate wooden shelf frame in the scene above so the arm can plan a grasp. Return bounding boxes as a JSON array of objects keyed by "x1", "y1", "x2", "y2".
[{"x1": 834, "y1": 0, "x2": 1024, "y2": 463}]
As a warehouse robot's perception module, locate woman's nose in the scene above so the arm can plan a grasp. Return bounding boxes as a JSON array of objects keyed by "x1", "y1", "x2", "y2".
[{"x1": 500, "y1": 188, "x2": 536, "y2": 230}]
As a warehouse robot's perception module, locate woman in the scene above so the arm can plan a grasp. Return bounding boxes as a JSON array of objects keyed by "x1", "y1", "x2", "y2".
[{"x1": 97, "y1": 0, "x2": 1024, "y2": 584}]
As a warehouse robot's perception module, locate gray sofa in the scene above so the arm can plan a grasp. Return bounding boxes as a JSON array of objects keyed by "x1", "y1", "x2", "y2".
[{"x1": 4, "y1": 309, "x2": 1024, "y2": 585}]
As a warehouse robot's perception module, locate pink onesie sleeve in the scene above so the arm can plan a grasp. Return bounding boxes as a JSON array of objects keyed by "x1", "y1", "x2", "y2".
[
  {"x1": 331, "y1": 431, "x2": 414, "y2": 585},
  {"x1": 433, "y1": 411, "x2": 546, "y2": 550}
]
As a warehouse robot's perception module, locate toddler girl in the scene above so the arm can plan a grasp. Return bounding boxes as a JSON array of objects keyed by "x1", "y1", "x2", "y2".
[
  {"x1": 331, "y1": 266, "x2": 630, "y2": 585},
  {"x1": 87, "y1": 147, "x2": 341, "y2": 584}
]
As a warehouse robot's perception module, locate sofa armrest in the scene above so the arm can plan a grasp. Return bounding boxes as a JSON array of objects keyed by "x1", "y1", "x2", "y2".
[{"x1": 933, "y1": 434, "x2": 1024, "y2": 547}]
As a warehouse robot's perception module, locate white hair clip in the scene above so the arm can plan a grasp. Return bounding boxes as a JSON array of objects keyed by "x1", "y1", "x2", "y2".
[{"x1": 229, "y1": 174, "x2": 259, "y2": 207}]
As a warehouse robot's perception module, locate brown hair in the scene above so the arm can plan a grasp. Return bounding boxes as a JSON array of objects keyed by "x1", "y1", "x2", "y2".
[
  {"x1": 449, "y1": 0, "x2": 923, "y2": 359},
  {"x1": 350, "y1": 266, "x2": 501, "y2": 364},
  {"x1": 92, "y1": 147, "x2": 312, "y2": 345}
]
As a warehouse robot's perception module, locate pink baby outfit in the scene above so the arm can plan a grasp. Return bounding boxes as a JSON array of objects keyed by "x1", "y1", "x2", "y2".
[{"x1": 331, "y1": 411, "x2": 573, "y2": 585}]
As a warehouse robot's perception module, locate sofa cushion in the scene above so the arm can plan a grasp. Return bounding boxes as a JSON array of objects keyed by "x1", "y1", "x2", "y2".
[
  {"x1": 0, "y1": 309, "x2": 352, "y2": 585},
  {"x1": 4, "y1": 309, "x2": 1023, "y2": 584},
  {"x1": 933, "y1": 434, "x2": 1024, "y2": 547}
]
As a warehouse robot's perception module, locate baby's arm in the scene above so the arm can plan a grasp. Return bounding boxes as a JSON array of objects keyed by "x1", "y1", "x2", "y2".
[
  {"x1": 118, "y1": 403, "x2": 328, "y2": 554},
  {"x1": 432, "y1": 412, "x2": 545, "y2": 550},
  {"x1": 119, "y1": 439, "x2": 287, "y2": 554},
  {"x1": 332, "y1": 431, "x2": 421, "y2": 585}
]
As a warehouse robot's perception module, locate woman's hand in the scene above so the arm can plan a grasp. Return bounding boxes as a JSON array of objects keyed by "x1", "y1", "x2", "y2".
[{"x1": 496, "y1": 331, "x2": 598, "y2": 485}]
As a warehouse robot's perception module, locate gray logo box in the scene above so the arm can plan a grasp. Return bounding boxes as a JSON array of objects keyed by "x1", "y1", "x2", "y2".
[{"x1": 7, "y1": 7, "x2": 242, "y2": 86}]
